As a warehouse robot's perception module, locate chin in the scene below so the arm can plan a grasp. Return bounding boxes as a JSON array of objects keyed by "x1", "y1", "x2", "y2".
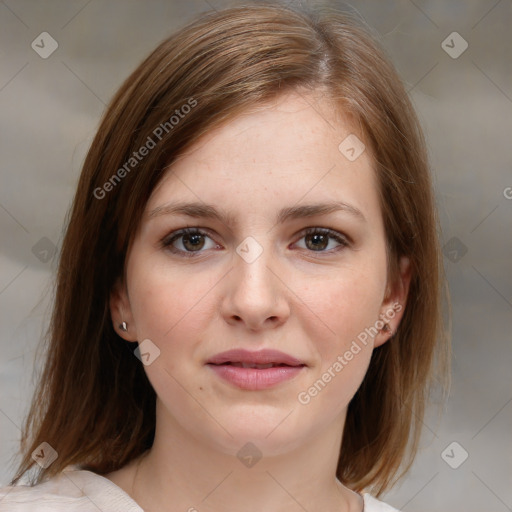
[{"x1": 197, "y1": 404, "x2": 314, "y2": 457}]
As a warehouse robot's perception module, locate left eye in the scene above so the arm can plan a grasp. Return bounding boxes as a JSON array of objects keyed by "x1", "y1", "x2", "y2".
[
  {"x1": 294, "y1": 227, "x2": 349, "y2": 252},
  {"x1": 161, "y1": 227, "x2": 349, "y2": 256}
]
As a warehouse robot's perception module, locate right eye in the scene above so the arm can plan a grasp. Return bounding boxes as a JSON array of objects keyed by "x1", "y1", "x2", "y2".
[{"x1": 161, "y1": 228, "x2": 221, "y2": 257}]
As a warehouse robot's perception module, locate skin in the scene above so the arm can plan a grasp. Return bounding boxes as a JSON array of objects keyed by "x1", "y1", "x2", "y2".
[{"x1": 107, "y1": 90, "x2": 411, "y2": 512}]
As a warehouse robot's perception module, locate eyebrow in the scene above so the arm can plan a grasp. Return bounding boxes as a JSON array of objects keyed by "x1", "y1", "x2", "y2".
[{"x1": 147, "y1": 200, "x2": 366, "y2": 225}]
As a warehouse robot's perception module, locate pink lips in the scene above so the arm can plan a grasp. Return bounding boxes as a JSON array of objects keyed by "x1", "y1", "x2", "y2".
[{"x1": 206, "y1": 349, "x2": 306, "y2": 390}]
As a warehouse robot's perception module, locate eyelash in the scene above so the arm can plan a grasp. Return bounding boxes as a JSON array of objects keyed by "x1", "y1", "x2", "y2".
[{"x1": 161, "y1": 227, "x2": 350, "y2": 258}]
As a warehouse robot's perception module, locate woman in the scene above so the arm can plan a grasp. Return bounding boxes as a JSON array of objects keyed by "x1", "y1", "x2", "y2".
[{"x1": 0, "y1": 2, "x2": 449, "y2": 511}]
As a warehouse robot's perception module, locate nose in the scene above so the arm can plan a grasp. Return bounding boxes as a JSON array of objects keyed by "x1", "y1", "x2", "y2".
[{"x1": 220, "y1": 244, "x2": 290, "y2": 331}]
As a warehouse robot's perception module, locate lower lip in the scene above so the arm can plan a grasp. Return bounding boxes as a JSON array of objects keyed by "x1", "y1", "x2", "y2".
[{"x1": 207, "y1": 364, "x2": 304, "y2": 390}]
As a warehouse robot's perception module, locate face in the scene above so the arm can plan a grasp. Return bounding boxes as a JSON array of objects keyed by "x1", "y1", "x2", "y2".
[{"x1": 111, "y1": 90, "x2": 410, "y2": 457}]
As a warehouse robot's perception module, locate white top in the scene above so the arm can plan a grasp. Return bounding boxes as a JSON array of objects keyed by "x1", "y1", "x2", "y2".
[{"x1": 0, "y1": 467, "x2": 400, "y2": 511}]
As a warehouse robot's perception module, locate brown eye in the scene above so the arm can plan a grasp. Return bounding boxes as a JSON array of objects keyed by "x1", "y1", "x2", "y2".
[
  {"x1": 296, "y1": 228, "x2": 349, "y2": 253},
  {"x1": 304, "y1": 232, "x2": 329, "y2": 251},
  {"x1": 181, "y1": 233, "x2": 206, "y2": 251},
  {"x1": 162, "y1": 228, "x2": 218, "y2": 256}
]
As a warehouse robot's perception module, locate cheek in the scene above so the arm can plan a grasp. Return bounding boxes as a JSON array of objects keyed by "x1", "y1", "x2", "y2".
[
  {"x1": 126, "y1": 257, "x2": 217, "y2": 406},
  {"x1": 127, "y1": 255, "x2": 216, "y2": 342},
  {"x1": 299, "y1": 262, "x2": 386, "y2": 350},
  {"x1": 293, "y1": 263, "x2": 385, "y2": 408},
  {"x1": 296, "y1": 284, "x2": 377, "y2": 418}
]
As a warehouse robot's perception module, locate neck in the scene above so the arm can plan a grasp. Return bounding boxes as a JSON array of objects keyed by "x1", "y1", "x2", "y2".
[{"x1": 122, "y1": 401, "x2": 362, "y2": 512}]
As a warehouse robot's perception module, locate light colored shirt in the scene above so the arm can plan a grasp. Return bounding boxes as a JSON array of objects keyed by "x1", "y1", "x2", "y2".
[{"x1": 0, "y1": 467, "x2": 400, "y2": 511}]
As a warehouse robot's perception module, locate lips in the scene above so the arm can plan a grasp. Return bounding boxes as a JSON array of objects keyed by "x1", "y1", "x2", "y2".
[
  {"x1": 228, "y1": 362, "x2": 281, "y2": 369},
  {"x1": 206, "y1": 349, "x2": 306, "y2": 390},
  {"x1": 206, "y1": 348, "x2": 305, "y2": 368}
]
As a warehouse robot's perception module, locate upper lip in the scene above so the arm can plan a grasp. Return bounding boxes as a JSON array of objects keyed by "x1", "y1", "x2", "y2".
[{"x1": 207, "y1": 349, "x2": 305, "y2": 367}]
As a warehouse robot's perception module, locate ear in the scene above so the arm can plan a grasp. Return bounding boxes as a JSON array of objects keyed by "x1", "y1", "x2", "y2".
[
  {"x1": 110, "y1": 278, "x2": 138, "y2": 342},
  {"x1": 374, "y1": 256, "x2": 412, "y2": 348}
]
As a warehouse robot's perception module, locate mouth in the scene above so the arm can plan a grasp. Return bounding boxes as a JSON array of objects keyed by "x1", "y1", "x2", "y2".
[
  {"x1": 206, "y1": 349, "x2": 306, "y2": 390},
  {"x1": 214, "y1": 362, "x2": 301, "y2": 369},
  {"x1": 206, "y1": 348, "x2": 306, "y2": 368}
]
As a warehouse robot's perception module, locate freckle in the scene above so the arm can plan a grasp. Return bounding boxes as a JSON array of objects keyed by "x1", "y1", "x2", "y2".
[{"x1": 199, "y1": 386, "x2": 203, "y2": 391}]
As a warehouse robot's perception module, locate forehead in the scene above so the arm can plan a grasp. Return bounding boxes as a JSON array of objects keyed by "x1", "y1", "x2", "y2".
[
  {"x1": 172, "y1": 91, "x2": 360, "y2": 173},
  {"x1": 146, "y1": 91, "x2": 379, "y2": 222}
]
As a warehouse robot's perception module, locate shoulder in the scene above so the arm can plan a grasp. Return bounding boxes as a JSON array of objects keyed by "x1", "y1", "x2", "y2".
[
  {"x1": 363, "y1": 493, "x2": 401, "y2": 511},
  {"x1": 0, "y1": 467, "x2": 142, "y2": 512}
]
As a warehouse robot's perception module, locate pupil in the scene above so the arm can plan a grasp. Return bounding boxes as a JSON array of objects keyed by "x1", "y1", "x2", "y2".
[
  {"x1": 307, "y1": 234, "x2": 327, "y2": 251},
  {"x1": 183, "y1": 234, "x2": 204, "y2": 251}
]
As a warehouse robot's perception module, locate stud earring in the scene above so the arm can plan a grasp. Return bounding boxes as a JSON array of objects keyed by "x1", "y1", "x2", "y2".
[
  {"x1": 119, "y1": 321, "x2": 128, "y2": 332},
  {"x1": 381, "y1": 323, "x2": 393, "y2": 336}
]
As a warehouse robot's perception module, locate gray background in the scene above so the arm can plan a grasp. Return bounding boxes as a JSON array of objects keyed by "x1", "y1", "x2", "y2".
[{"x1": 0, "y1": 0, "x2": 511, "y2": 510}]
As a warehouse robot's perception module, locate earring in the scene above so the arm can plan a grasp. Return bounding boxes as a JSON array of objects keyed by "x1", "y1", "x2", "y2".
[
  {"x1": 119, "y1": 321, "x2": 128, "y2": 332},
  {"x1": 381, "y1": 323, "x2": 393, "y2": 336}
]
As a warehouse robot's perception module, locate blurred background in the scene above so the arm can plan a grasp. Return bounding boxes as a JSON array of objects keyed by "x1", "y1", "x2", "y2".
[{"x1": 0, "y1": 1, "x2": 511, "y2": 510}]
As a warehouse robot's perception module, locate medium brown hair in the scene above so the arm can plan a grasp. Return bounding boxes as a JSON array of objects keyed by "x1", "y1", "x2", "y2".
[{"x1": 12, "y1": 1, "x2": 450, "y2": 496}]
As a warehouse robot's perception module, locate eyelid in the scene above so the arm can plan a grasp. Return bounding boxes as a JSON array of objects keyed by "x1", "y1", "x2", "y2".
[{"x1": 301, "y1": 226, "x2": 346, "y2": 238}]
